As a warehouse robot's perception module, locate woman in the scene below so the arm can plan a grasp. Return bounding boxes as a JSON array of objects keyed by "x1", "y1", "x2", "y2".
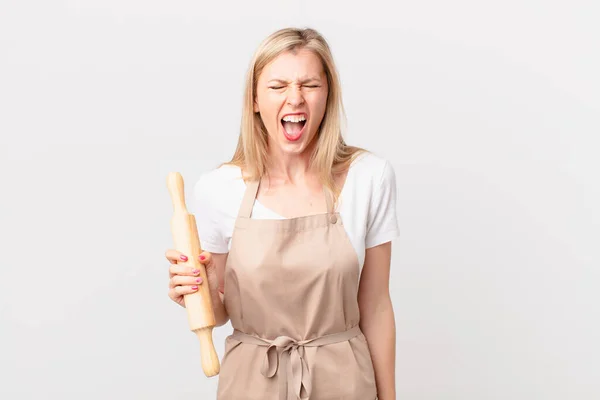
[{"x1": 166, "y1": 27, "x2": 399, "y2": 400}]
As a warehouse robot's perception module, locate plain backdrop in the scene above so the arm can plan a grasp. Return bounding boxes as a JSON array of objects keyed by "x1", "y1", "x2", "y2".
[{"x1": 1, "y1": 0, "x2": 599, "y2": 399}]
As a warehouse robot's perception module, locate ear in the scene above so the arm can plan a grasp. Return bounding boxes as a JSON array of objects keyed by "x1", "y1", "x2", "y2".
[{"x1": 253, "y1": 99, "x2": 259, "y2": 113}]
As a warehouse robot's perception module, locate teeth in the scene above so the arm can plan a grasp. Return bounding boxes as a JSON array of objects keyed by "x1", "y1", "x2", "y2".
[{"x1": 282, "y1": 115, "x2": 306, "y2": 123}]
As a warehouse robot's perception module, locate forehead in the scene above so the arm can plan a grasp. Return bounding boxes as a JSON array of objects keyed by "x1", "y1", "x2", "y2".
[{"x1": 260, "y1": 48, "x2": 325, "y2": 81}]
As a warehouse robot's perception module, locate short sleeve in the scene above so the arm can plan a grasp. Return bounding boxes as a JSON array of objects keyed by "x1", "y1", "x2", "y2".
[
  {"x1": 192, "y1": 173, "x2": 230, "y2": 254},
  {"x1": 365, "y1": 160, "x2": 400, "y2": 248}
]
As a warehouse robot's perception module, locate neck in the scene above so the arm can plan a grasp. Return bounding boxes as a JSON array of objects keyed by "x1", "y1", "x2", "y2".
[{"x1": 265, "y1": 143, "x2": 317, "y2": 185}]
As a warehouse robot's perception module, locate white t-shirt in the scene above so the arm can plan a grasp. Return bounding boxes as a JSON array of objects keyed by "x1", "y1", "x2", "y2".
[{"x1": 192, "y1": 151, "x2": 400, "y2": 273}]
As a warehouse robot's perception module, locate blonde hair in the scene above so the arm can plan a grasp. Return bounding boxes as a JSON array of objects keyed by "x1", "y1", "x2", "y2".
[{"x1": 222, "y1": 27, "x2": 368, "y2": 205}]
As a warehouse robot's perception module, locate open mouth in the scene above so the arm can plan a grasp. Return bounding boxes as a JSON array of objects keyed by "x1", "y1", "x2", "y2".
[{"x1": 281, "y1": 114, "x2": 307, "y2": 141}]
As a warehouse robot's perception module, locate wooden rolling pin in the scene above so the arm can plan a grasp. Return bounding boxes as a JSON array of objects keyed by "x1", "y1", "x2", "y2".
[{"x1": 167, "y1": 171, "x2": 220, "y2": 377}]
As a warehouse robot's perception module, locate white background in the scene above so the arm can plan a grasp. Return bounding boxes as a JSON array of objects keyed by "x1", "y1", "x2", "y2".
[{"x1": 1, "y1": 0, "x2": 599, "y2": 398}]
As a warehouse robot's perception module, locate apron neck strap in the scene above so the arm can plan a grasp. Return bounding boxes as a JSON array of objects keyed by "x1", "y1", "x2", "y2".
[{"x1": 238, "y1": 179, "x2": 260, "y2": 219}]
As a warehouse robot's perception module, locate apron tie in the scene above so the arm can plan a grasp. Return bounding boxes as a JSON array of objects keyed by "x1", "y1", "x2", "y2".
[{"x1": 231, "y1": 325, "x2": 362, "y2": 400}]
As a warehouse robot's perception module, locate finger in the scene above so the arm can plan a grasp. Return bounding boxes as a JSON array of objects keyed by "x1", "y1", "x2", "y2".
[
  {"x1": 169, "y1": 285, "x2": 199, "y2": 298},
  {"x1": 165, "y1": 249, "x2": 189, "y2": 264},
  {"x1": 169, "y1": 264, "x2": 202, "y2": 278},
  {"x1": 168, "y1": 286, "x2": 199, "y2": 301},
  {"x1": 169, "y1": 274, "x2": 203, "y2": 289},
  {"x1": 198, "y1": 251, "x2": 212, "y2": 265}
]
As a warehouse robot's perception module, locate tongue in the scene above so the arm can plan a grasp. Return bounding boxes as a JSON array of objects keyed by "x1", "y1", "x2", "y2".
[{"x1": 282, "y1": 121, "x2": 303, "y2": 135}]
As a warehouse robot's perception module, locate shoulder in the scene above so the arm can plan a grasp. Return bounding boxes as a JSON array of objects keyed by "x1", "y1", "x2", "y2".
[
  {"x1": 193, "y1": 163, "x2": 245, "y2": 208},
  {"x1": 352, "y1": 152, "x2": 400, "y2": 247},
  {"x1": 195, "y1": 163, "x2": 243, "y2": 188},
  {"x1": 348, "y1": 151, "x2": 396, "y2": 189},
  {"x1": 190, "y1": 164, "x2": 243, "y2": 253},
  {"x1": 340, "y1": 151, "x2": 400, "y2": 250}
]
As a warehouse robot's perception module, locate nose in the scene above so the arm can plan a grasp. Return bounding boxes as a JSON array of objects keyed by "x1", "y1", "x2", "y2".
[{"x1": 286, "y1": 85, "x2": 305, "y2": 107}]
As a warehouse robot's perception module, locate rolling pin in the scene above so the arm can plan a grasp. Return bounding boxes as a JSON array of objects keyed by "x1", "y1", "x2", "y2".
[{"x1": 167, "y1": 171, "x2": 220, "y2": 377}]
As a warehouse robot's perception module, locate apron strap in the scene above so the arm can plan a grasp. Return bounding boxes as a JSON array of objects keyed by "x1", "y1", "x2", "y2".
[{"x1": 238, "y1": 179, "x2": 260, "y2": 219}]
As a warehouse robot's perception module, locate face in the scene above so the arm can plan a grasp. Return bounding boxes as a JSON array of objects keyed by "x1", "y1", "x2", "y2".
[{"x1": 254, "y1": 47, "x2": 329, "y2": 156}]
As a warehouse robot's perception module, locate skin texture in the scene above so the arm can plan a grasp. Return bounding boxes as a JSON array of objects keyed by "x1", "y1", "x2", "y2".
[{"x1": 166, "y1": 47, "x2": 396, "y2": 399}]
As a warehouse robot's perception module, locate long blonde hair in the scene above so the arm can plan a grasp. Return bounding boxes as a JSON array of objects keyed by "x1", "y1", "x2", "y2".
[{"x1": 222, "y1": 27, "x2": 368, "y2": 205}]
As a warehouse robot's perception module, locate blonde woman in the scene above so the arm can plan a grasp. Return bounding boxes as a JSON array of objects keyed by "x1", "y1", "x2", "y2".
[{"x1": 166, "y1": 27, "x2": 399, "y2": 400}]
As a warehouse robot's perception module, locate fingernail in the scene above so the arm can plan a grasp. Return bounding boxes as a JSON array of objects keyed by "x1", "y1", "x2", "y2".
[
  {"x1": 196, "y1": 277, "x2": 202, "y2": 283},
  {"x1": 199, "y1": 255, "x2": 206, "y2": 261},
  {"x1": 192, "y1": 269, "x2": 200, "y2": 275},
  {"x1": 180, "y1": 255, "x2": 188, "y2": 261},
  {"x1": 191, "y1": 286, "x2": 198, "y2": 290}
]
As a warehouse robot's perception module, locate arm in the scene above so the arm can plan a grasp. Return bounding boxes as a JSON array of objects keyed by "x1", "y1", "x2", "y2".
[
  {"x1": 192, "y1": 173, "x2": 231, "y2": 327},
  {"x1": 358, "y1": 241, "x2": 396, "y2": 400}
]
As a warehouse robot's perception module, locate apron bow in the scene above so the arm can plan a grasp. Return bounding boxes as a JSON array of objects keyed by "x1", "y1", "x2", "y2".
[
  {"x1": 261, "y1": 336, "x2": 311, "y2": 400},
  {"x1": 231, "y1": 326, "x2": 362, "y2": 400}
]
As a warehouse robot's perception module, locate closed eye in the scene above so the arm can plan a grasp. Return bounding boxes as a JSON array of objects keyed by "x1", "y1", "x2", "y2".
[{"x1": 268, "y1": 85, "x2": 321, "y2": 90}]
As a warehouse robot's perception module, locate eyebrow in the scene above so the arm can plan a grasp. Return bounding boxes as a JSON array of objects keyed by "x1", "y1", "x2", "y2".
[{"x1": 268, "y1": 77, "x2": 322, "y2": 84}]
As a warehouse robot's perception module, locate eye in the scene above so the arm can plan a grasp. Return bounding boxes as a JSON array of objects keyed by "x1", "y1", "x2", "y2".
[
  {"x1": 269, "y1": 86, "x2": 284, "y2": 90},
  {"x1": 304, "y1": 85, "x2": 320, "y2": 88}
]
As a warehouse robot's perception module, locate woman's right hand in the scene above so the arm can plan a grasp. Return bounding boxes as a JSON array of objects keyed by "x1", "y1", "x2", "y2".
[{"x1": 165, "y1": 249, "x2": 206, "y2": 308}]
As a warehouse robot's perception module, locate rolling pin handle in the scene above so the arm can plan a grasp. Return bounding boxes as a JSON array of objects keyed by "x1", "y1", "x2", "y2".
[{"x1": 167, "y1": 172, "x2": 187, "y2": 213}]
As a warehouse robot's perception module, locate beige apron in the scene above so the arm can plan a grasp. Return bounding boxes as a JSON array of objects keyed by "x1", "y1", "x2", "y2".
[{"x1": 217, "y1": 179, "x2": 377, "y2": 400}]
